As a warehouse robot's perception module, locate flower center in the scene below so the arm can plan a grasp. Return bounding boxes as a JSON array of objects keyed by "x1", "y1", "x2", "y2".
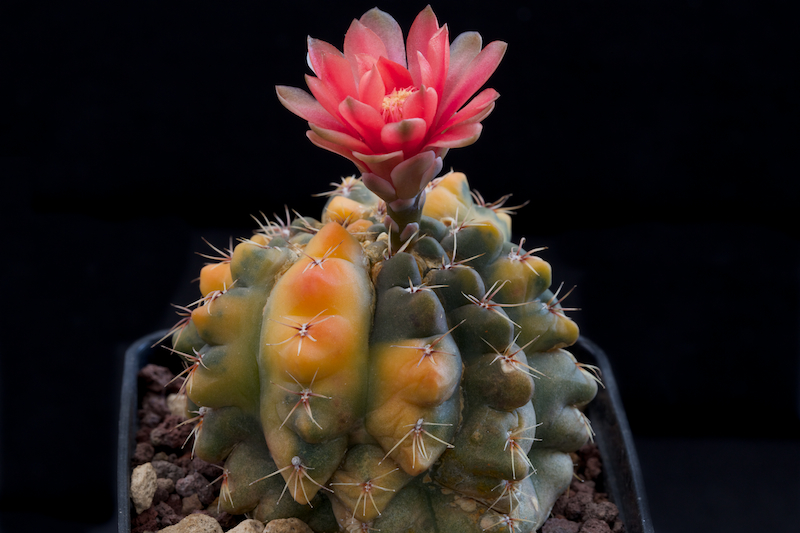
[{"x1": 381, "y1": 87, "x2": 416, "y2": 122}]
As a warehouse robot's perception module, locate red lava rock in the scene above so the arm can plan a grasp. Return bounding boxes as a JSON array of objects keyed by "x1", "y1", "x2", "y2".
[
  {"x1": 585, "y1": 501, "x2": 619, "y2": 523},
  {"x1": 542, "y1": 517, "x2": 581, "y2": 533},
  {"x1": 150, "y1": 414, "x2": 193, "y2": 449},
  {"x1": 139, "y1": 364, "x2": 176, "y2": 392},
  {"x1": 139, "y1": 409, "x2": 163, "y2": 429},
  {"x1": 165, "y1": 493, "x2": 183, "y2": 515},
  {"x1": 565, "y1": 498, "x2": 584, "y2": 521},
  {"x1": 540, "y1": 444, "x2": 625, "y2": 532},
  {"x1": 152, "y1": 459, "x2": 186, "y2": 483},
  {"x1": 131, "y1": 506, "x2": 158, "y2": 533},
  {"x1": 579, "y1": 518, "x2": 612, "y2": 533},
  {"x1": 565, "y1": 489, "x2": 593, "y2": 520},
  {"x1": 585, "y1": 456, "x2": 602, "y2": 480},
  {"x1": 135, "y1": 425, "x2": 153, "y2": 444},
  {"x1": 134, "y1": 362, "x2": 247, "y2": 532},
  {"x1": 132, "y1": 442, "x2": 155, "y2": 465},
  {"x1": 153, "y1": 451, "x2": 177, "y2": 462},
  {"x1": 154, "y1": 501, "x2": 182, "y2": 527},
  {"x1": 141, "y1": 392, "x2": 171, "y2": 418},
  {"x1": 175, "y1": 451, "x2": 195, "y2": 472},
  {"x1": 191, "y1": 456, "x2": 222, "y2": 479},
  {"x1": 571, "y1": 479, "x2": 596, "y2": 494},
  {"x1": 153, "y1": 478, "x2": 175, "y2": 504},
  {"x1": 176, "y1": 472, "x2": 216, "y2": 505},
  {"x1": 551, "y1": 491, "x2": 569, "y2": 517},
  {"x1": 215, "y1": 511, "x2": 239, "y2": 530},
  {"x1": 152, "y1": 486, "x2": 169, "y2": 505}
]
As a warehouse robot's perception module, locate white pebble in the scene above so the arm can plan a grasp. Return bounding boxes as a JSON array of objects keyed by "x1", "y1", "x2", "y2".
[
  {"x1": 167, "y1": 392, "x2": 188, "y2": 418},
  {"x1": 159, "y1": 513, "x2": 223, "y2": 533},
  {"x1": 130, "y1": 462, "x2": 157, "y2": 514},
  {"x1": 227, "y1": 519, "x2": 266, "y2": 533}
]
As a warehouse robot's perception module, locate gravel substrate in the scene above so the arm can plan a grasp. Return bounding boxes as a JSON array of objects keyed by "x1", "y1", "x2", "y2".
[{"x1": 130, "y1": 363, "x2": 624, "y2": 533}]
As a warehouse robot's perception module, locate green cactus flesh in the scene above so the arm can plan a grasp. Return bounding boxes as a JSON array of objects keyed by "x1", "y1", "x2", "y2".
[{"x1": 170, "y1": 172, "x2": 598, "y2": 532}]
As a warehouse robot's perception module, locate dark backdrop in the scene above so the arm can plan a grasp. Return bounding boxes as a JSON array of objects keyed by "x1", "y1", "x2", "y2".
[{"x1": 2, "y1": 1, "x2": 798, "y2": 532}]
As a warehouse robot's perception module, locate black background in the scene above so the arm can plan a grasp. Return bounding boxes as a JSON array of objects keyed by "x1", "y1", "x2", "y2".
[{"x1": 2, "y1": 1, "x2": 798, "y2": 532}]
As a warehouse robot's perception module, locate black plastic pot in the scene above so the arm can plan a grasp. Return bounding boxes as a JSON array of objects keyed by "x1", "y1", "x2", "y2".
[
  {"x1": 571, "y1": 338, "x2": 654, "y2": 533},
  {"x1": 117, "y1": 331, "x2": 653, "y2": 533}
]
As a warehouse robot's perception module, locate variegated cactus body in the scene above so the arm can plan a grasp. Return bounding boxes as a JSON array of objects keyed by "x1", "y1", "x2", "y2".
[{"x1": 171, "y1": 171, "x2": 598, "y2": 532}]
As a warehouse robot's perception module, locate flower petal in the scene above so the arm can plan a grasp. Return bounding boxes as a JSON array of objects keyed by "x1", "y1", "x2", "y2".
[
  {"x1": 438, "y1": 88, "x2": 499, "y2": 131},
  {"x1": 353, "y1": 150, "x2": 405, "y2": 181},
  {"x1": 361, "y1": 172, "x2": 398, "y2": 203},
  {"x1": 309, "y1": 122, "x2": 372, "y2": 154},
  {"x1": 426, "y1": 123, "x2": 483, "y2": 149},
  {"x1": 406, "y1": 5, "x2": 440, "y2": 86},
  {"x1": 435, "y1": 40, "x2": 507, "y2": 128},
  {"x1": 425, "y1": 25, "x2": 450, "y2": 98},
  {"x1": 358, "y1": 65, "x2": 385, "y2": 112},
  {"x1": 307, "y1": 130, "x2": 367, "y2": 173},
  {"x1": 416, "y1": 51, "x2": 433, "y2": 91},
  {"x1": 339, "y1": 96, "x2": 386, "y2": 150},
  {"x1": 344, "y1": 19, "x2": 387, "y2": 81},
  {"x1": 305, "y1": 75, "x2": 359, "y2": 136},
  {"x1": 401, "y1": 86, "x2": 437, "y2": 126},
  {"x1": 307, "y1": 37, "x2": 358, "y2": 101},
  {"x1": 447, "y1": 31, "x2": 483, "y2": 88},
  {"x1": 276, "y1": 85, "x2": 345, "y2": 132},
  {"x1": 376, "y1": 56, "x2": 414, "y2": 91},
  {"x1": 380, "y1": 118, "x2": 427, "y2": 153},
  {"x1": 390, "y1": 150, "x2": 443, "y2": 199},
  {"x1": 359, "y1": 8, "x2": 406, "y2": 67}
]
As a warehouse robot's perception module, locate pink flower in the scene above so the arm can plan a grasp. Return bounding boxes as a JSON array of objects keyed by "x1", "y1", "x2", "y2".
[{"x1": 277, "y1": 5, "x2": 506, "y2": 207}]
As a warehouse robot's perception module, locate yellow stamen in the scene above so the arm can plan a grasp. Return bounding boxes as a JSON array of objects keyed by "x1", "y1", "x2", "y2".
[{"x1": 381, "y1": 87, "x2": 416, "y2": 122}]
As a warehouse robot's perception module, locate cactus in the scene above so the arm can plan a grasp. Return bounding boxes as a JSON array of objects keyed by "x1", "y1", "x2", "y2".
[
  {"x1": 167, "y1": 171, "x2": 598, "y2": 533},
  {"x1": 160, "y1": 6, "x2": 599, "y2": 532}
]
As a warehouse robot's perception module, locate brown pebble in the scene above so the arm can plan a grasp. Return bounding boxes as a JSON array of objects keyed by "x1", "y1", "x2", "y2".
[
  {"x1": 542, "y1": 517, "x2": 581, "y2": 533},
  {"x1": 571, "y1": 479, "x2": 596, "y2": 493},
  {"x1": 153, "y1": 477, "x2": 175, "y2": 504},
  {"x1": 152, "y1": 460, "x2": 186, "y2": 483},
  {"x1": 151, "y1": 414, "x2": 193, "y2": 449},
  {"x1": 131, "y1": 506, "x2": 158, "y2": 533},
  {"x1": 551, "y1": 491, "x2": 569, "y2": 516},
  {"x1": 165, "y1": 493, "x2": 183, "y2": 515},
  {"x1": 579, "y1": 518, "x2": 612, "y2": 533},
  {"x1": 175, "y1": 451, "x2": 194, "y2": 472},
  {"x1": 191, "y1": 456, "x2": 222, "y2": 479},
  {"x1": 141, "y1": 392, "x2": 171, "y2": 418},
  {"x1": 139, "y1": 409, "x2": 163, "y2": 429},
  {"x1": 155, "y1": 501, "x2": 182, "y2": 527},
  {"x1": 177, "y1": 472, "x2": 216, "y2": 505},
  {"x1": 133, "y1": 442, "x2": 155, "y2": 465},
  {"x1": 135, "y1": 425, "x2": 153, "y2": 444},
  {"x1": 153, "y1": 451, "x2": 171, "y2": 462},
  {"x1": 585, "y1": 456, "x2": 602, "y2": 480},
  {"x1": 585, "y1": 501, "x2": 619, "y2": 523},
  {"x1": 138, "y1": 364, "x2": 176, "y2": 392},
  {"x1": 216, "y1": 511, "x2": 240, "y2": 530},
  {"x1": 565, "y1": 498, "x2": 584, "y2": 521},
  {"x1": 182, "y1": 493, "x2": 204, "y2": 515}
]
